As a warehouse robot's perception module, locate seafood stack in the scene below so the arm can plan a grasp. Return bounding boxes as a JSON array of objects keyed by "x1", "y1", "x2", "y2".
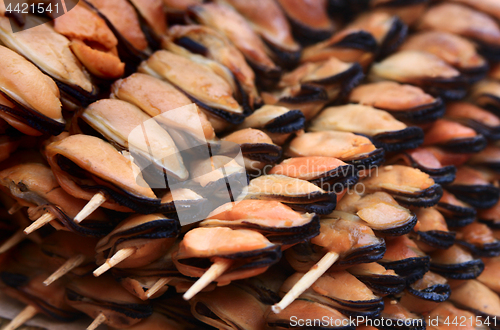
[{"x1": 0, "y1": 0, "x2": 499, "y2": 330}]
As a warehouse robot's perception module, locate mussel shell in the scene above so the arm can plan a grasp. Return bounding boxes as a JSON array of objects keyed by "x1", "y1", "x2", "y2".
[
  {"x1": 389, "y1": 184, "x2": 443, "y2": 208},
  {"x1": 412, "y1": 230, "x2": 456, "y2": 250},
  {"x1": 456, "y1": 240, "x2": 500, "y2": 258},
  {"x1": 309, "y1": 164, "x2": 359, "y2": 193},
  {"x1": 354, "y1": 274, "x2": 406, "y2": 296},
  {"x1": 262, "y1": 109, "x2": 306, "y2": 134},
  {"x1": 445, "y1": 184, "x2": 500, "y2": 209},
  {"x1": 436, "y1": 203, "x2": 476, "y2": 228},
  {"x1": 379, "y1": 256, "x2": 430, "y2": 285},
  {"x1": 377, "y1": 16, "x2": 408, "y2": 59},
  {"x1": 371, "y1": 126, "x2": 424, "y2": 152},
  {"x1": 430, "y1": 256, "x2": 484, "y2": 280},
  {"x1": 407, "y1": 282, "x2": 451, "y2": 303},
  {"x1": 345, "y1": 147, "x2": 385, "y2": 170},
  {"x1": 396, "y1": 152, "x2": 456, "y2": 185},
  {"x1": 338, "y1": 241, "x2": 386, "y2": 265},
  {"x1": 240, "y1": 143, "x2": 282, "y2": 164},
  {"x1": 388, "y1": 97, "x2": 446, "y2": 124},
  {"x1": 377, "y1": 301, "x2": 426, "y2": 330}
]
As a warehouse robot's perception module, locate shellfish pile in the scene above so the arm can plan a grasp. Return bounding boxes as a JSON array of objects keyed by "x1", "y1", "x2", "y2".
[{"x1": 0, "y1": 0, "x2": 499, "y2": 329}]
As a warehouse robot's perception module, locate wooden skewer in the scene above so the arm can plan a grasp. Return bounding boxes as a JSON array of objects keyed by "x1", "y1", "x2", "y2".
[
  {"x1": 23, "y1": 213, "x2": 56, "y2": 235},
  {"x1": 271, "y1": 251, "x2": 339, "y2": 314},
  {"x1": 3, "y1": 305, "x2": 38, "y2": 330},
  {"x1": 43, "y1": 254, "x2": 86, "y2": 286},
  {"x1": 145, "y1": 278, "x2": 172, "y2": 299},
  {"x1": 87, "y1": 312, "x2": 106, "y2": 330},
  {"x1": 74, "y1": 192, "x2": 107, "y2": 223},
  {"x1": 0, "y1": 229, "x2": 26, "y2": 254},
  {"x1": 183, "y1": 258, "x2": 233, "y2": 300},
  {"x1": 7, "y1": 203, "x2": 22, "y2": 215},
  {"x1": 93, "y1": 247, "x2": 136, "y2": 277}
]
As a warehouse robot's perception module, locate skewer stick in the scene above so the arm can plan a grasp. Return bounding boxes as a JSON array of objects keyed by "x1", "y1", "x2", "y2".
[
  {"x1": 87, "y1": 312, "x2": 106, "y2": 330},
  {"x1": 0, "y1": 229, "x2": 26, "y2": 254},
  {"x1": 183, "y1": 258, "x2": 233, "y2": 300},
  {"x1": 74, "y1": 192, "x2": 107, "y2": 223},
  {"x1": 93, "y1": 247, "x2": 136, "y2": 277},
  {"x1": 24, "y1": 213, "x2": 56, "y2": 235},
  {"x1": 3, "y1": 305, "x2": 38, "y2": 330},
  {"x1": 43, "y1": 254, "x2": 86, "y2": 286},
  {"x1": 145, "y1": 278, "x2": 172, "y2": 299},
  {"x1": 7, "y1": 203, "x2": 22, "y2": 215},
  {"x1": 271, "y1": 251, "x2": 340, "y2": 314}
]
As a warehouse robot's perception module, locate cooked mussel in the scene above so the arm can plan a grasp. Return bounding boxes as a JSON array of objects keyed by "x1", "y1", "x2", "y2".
[
  {"x1": 286, "y1": 131, "x2": 385, "y2": 171},
  {"x1": 0, "y1": 46, "x2": 64, "y2": 136},
  {"x1": 269, "y1": 156, "x2": 358, "y2": 193},
  {"x1": 445, "y1": 166, "x2": 500, "y2": 209},
  {"x1": 478, "y1": 199, "x2": 500, "y2": 229},
  {"x1": 200, "y1": 200, "x2": 319, "y2": 245},
  {"x1": 423, "y1": 119, "x2": 488, "y2": 154},
  {"x1": 167, "y1": 24, "x2": 260, "y2": 108},
  {"x1": 109, "y1": 312, "x2": 189, "y2": 330},
  {"x1": 477, "y1": 256, "x2": 500, "y2": 294},
  {"x1": 444, "y1": 102, "x2": 500, "y2": 141},
  {"x1": 468, "y1": 145, "x2": 500, "y2": 173},
  {"x1": 159, "y1": 188, "x2": 209, "y2": 224},
  {"x1": 65, "y1": 274, "x2": 153, "y2": 329},
  {"x1": 418, "y1": 3, "x2": 500, "y2": 61},
  {"x1": 471, "y1": 79, "x2": 500, "y2": 116},
  {"x1": 349, "y1": 81, "x2": 445, "y2": 124},
  {"x1": 455, "y1": 222, "x2": 500, "y2": 258},
  {"x1": 405, "y1": 271, "x2": 451, "y2": 303},
  {"x1": 309, "y1": 104, "x2": 424, "y2": 152},
  {"x1": 369, "y1": 50, "x2": 468, "y2": 100},
  {"x1": 361, "y1": 165, "x2": 443, "y2": 207},
  {"x1": 94, "y1": 214, "x2": 179, "y2": 276},
  {"x1": 429, "y1": 244, "x2": 484, "y2": 280},
  {"x1": 411, "y1": 207, "x2": 456, "y2": 251},
  {"x1": 237, "y1": 105, "x2": 305, "y2": 145},
  {"x1": 400, "y1": 31, "x2": 488, "y2": 83},
  {"x1": 389, "y1": 148, "x2": 456, "y2": 185},
  {"x1": 347, "y1": 262, "x2": 406, "y2": 296},
  {"x1": 188, "y1": 3, "x2": 281, "y2": 88},
  {"x1": 377, "y1": 299, "x2": 426, "y2": 330},
  {"x1": 45, "y1": 134, "x2": 160, "y2": 213},
  {"x1": 425, "y1": 302, "x2": 488, "y2": 330},
  {"x1": 378, "y1": 235, "x2": 430, "y2": 284},
  {"x1": 279, "y1": 271, "x2": 384, "y2": 318},
  {"x1": 139, "y1": 50, "x2": 245, "y2": 127},
  {"x1": 222, "y1": 128, "x2": 282, "y2": 173},
  {"x1": 244, "y1": 174, "x2": 336, "y2": 214}
]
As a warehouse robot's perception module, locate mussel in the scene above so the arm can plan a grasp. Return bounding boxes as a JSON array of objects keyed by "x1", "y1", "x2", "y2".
[
  {"x1": 455, "y1": 222, "x2": 500, "y2": 258},
  {"x1": 429, "y1": 244, "x2": 484, "y2": 280},
  {"x1": 477, "y1": 256, "x2": 500, "y2": 294},
  {"x1": 471, "y1": 79, "x2": 500, "y2": 116},
  {"x1": 423, "y1": 119, "x2": 488, "y2": 154},
  {"x1": 347, "y1": 262, "x2": 406, "y2": 296},
  {"x1": 444, "y1": 102, "x2": 500, "y2": 141},
  {"x1": 411, "y1": 207, "x2": 456, "y2": 251}
]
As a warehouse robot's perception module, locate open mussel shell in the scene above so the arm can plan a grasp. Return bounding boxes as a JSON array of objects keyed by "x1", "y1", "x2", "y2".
[
  {"x1": 286, "y1": 131, "x2": 385, "y2": 171},
  {"x1": 245, "y1": 174, "x2": 337, "y2": 214},
  {"x1": 377, "y1": 299, "x2": 426, "y2": 330},
  {"x1": 362, "y1": 165, "x2": 443, "y2": 208},
  {"x1": 445, "y1": 166, "x2": 500, "y2": 209},
  {"x1": 309, "y1": 104, "x2": 424, "y2": 152},
  {"x1": 280, "y1": 271, "x2": 384, "y2": 318},
  {"x1": 266, "y1": 299, "x2": 354, "y2": 330},
  {"x1": 349, "y1": 81, "x2": 445, "y2": 125},
  {"x1": 423, "y1": 119, "x2": 488, "y2": 154},
  {"x1": 369, "y1": 50, "x2": 468, "y2": 100},
  {"x1": 400, "y1": 31, "x2": 489, "y2": 83},
  {"x1": 405, "y1": 271, "x2": 450, "y2": 303},
  {"x1": 445, "y1": 102, "x2": 500, "y2": 141},
  {"x1": 269, "y1": 157, "x2": 358, "y2": 193},
  {"x1": 418, "y1": 3, "x2": 500, "y2": 61},
  {"x1": 411, "y1": 208, "x2": 456, "y2": 251},
  {"x1": 471, "y1": 80, "x2": 500, "y2": 116},
  {"x1": 455, "y1": 222, "x2": 500, "y2": 258},
  {"x1": 478, "y1": 199, "x2": 500, "y2": 230},
  {"x1": 436, "y1": 190, "x2": 477, "y2": 228},
  {"x1": 468, "y1": 145, "x2": 500, "y2": 173},
  {"x1": 45, "y1": 134, "x2": 161, "y2": 213},
  {"x1": 378, "y1": 235, "x2": 430, "y2": 285},
  {"x1": 429, "y1": 244, "x2": 484, "y2": 280},
  {"x1": 0, "y1": 15, "x2": 98, "y2": 108},
  {"x1": 201, "y1": 200, "x2": 320, "y2": 245},
  {"x1": 477, "y1": 256, "x2": 500, "y2": 294},
  {"x1": 337, "y1": 192, "x2": 417, "y2": 236},
  {"x1": 274, "y1": 0, "x2": 335, "y2": 45},
  {"x1": 189, "y1": 284, "x2": 267, "y2": 330},
  {"x1": 389, "y1": 148, "x2": 456, "y2": 185},
  {"x1": 347, "y1": 263, "x2": 406, "y2": 296},
  {"x1": 65, "y1": 274, "x2": 153, "y2": 328},
  {"x1": 449, "y1": 280, "x2": 500, "y2": 330},
  {"x1": 237, "y1": 105, "x2": 305, "y2": 145}
]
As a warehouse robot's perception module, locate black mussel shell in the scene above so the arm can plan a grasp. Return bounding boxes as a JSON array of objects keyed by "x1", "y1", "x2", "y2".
[
  {"x1": 334, "y1": 31, "x2": 378, "y2": 54},
  {"x1": 312, "y1": 63, "x2": 365, "y2": 96},
  {"x1": 456, "y1": 240, "x2": 500, "y2": 258},
  {"x1": 337, "y1": 241, "x2": 386, "y2": 266},
  {"x1": 391, "y1": 184, "x2": 443, "y2": 208},
  {"x1": 378, "y1": 16, "x2": 408, "y2": 59},
  {"x1": 379, "y1": 256, "x2": 430, "y2": 285},
  {"x1": 395, "y1": 151, "x2": 456, "y2": 185},
  {"x1": 445, "y1": 184, "x2": 500, "y2": 209},
  {"x1": 418, "y1": 76, "x2": 468, "y2": 101},
  {"x1": 352, "y1": 274, "x2": 406, "y2": 296},
  {"x1": 430, "y1": 259, "x2": 484, "y2": 280},
  {"x1": 436, "y1": 201, "x2": 476, "y2": 228},
  {"x1": 262, "y1": 38, "x2": 302, "y2": 69},
  {"x1": 460, "y1": 64, "x2": 489, "y2": 84},
  {"x1": 412, "y1": 230, "x2": 456, "y2": 249},
  {"x1": 241, "y1": 143, "x2": 282, "y2": 164},
  {"x1": 372, "y1": 127, "x2": 424, "y2": 153},
  {"x1": 345, "y1": 147, "x2": 385, "y2": 171},
  {"x1": 462, "y1": 119, "x2": 500, "y2": 141},
  {"x1": 407, "y1": 283, "x2": 451, "y2": 302},
  {"x1": 388, "y1": 98, "x2": 446, "y2": 125},
  {"x1": 286, "y1": 199, "x2": 337, "y2": 215},
  {"x1": 374, "y1": 214, "x2": 418, "y2": 237},
  {"x1": 186, "y1": 93, "x2": 246, "y2": 126},
  {"x1": 263, "y1": 109, "x2": 306, "y2": 134},
  {"x1": 309, "y1": 164, "x2": 359, "y2": 193},
  {"x1": 435, "y1": 135, "x2": 488, "y2": 154}
]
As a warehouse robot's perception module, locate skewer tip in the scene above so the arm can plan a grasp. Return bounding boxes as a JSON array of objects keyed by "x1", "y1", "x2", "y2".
[
  {"x1": 23, "y1": 213, "x2": 56, "y2": 235},
  {"x1": 3, "y1": 305, "x2": 37, "y2": 330},
  {"x1": 87, "y1": 313, "x2": 106, "y2": 330},
  {"x1": 74, "y1": 192, "x2": 107, "y2": 223},
  {"x1": 93, "y1": 247, "x2": 135, "y2": 277}
]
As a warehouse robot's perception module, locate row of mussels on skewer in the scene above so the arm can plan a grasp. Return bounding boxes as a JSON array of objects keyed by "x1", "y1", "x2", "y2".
[{"x1": 0, "y1": 0, "x2": 499, "y2": 329}]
